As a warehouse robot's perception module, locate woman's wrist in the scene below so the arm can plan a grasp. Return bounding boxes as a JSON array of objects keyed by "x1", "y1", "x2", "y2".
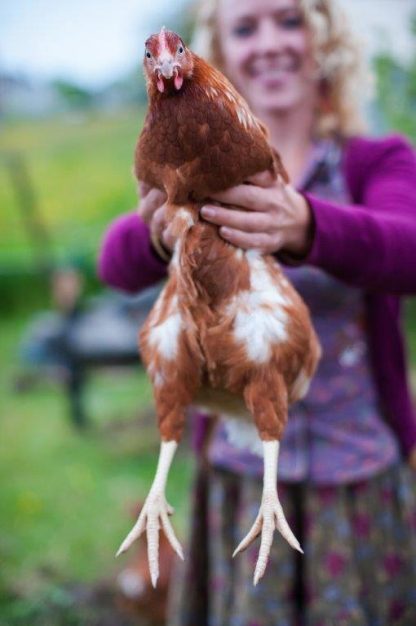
[{"x1": 280, "y1": 192, "x2": 314, "y2": 259}]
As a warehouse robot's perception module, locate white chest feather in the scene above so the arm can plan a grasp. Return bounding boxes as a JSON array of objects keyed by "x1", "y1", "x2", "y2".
[
  {"x1": 148, "y1": 294, "x2": 182, "y2": 361},
  {"x1": 227, "y1": 251, "x2": 289, "y2": 363}
]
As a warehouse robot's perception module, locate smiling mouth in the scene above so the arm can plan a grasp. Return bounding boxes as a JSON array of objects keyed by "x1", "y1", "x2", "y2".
[
  {"x1": 249, "y1": 57, "x2": 299, "y2": 81},
  {"x1": 156, "y1": 68, "x2": 184, "y2": 93},
  {"x1": 255, "y1": 70, "x2": 292, "y2": 85}
]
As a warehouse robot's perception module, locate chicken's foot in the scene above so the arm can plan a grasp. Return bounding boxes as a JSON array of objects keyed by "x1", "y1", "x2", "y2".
[
  {"x1": 116, "y1": 440, "x2": 184, "y2": 588},
  {"x1": 233, "y1": 441, "x2": 303, "y2": 585}
]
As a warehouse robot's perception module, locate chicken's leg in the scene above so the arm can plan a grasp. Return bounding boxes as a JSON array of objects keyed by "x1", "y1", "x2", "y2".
[
  {"x1": 236, "y1": 376, "x2": 302, "y2": 584},
  {"x1": 116, "y1": 440, "x2": 184, "y2": 587},
  {"x1": 233, "y1": 440, "x2": 302, "y2": 585},
  {"x1": 233, "y1": 441, "x2": 303, "y2": 585}
]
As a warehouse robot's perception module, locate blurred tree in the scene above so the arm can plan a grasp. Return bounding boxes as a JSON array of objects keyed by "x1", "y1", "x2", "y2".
[
  {"x1": 374, "y1": 14, "x2": 416, "y2": 141},
  {"x1": 102, "y1": 70, "x2": 148, "y2": 106},
  {"x1": 52, "y1": 79, "x2": 95, "y2": 111}
]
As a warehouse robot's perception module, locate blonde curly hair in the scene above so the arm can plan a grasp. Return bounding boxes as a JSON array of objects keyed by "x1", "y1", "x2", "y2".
[{"x1": 191, "y1": 0, "x2": 369, "y2": 137}]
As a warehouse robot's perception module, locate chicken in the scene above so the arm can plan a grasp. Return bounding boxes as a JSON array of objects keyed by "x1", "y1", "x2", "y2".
[{"x1": 116, "y1": 27, "x2": 321, "y2": 587}]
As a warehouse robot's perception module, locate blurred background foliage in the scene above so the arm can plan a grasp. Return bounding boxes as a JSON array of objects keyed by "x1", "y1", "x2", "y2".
[
  {"x1": 0, "y1": 4, "x2": 415, "y2": 625},
  {"x1": 0, "y1": 9, "x2": 415, "y2": 315},
  {"x1": 374, "y1": 15, "x2": 416, "y2": 141}
]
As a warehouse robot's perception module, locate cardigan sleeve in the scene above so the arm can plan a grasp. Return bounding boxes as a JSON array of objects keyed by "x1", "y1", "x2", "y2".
[
  {"x1": 98, "y1": 212, "x2": 168, "y2": 293},
  {"x1": 304, "y1": 135, "x2": 416, "y2": 294}
]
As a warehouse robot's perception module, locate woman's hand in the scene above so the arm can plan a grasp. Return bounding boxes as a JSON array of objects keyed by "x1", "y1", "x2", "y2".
[
  {"x1": 138, "y1": 182, "x2": 174, "y2": 252},
  {"x1": 200, "y1": 171, "x2": 313, "y2": 257}
]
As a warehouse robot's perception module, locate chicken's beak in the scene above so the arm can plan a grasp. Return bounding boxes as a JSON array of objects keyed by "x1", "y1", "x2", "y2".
[
  {"x1": 158, "y1": 57, "x2": 174, "y2": 79},
  {"x1": 155, "y1": 57, "x2": 183, "y2": 93}
]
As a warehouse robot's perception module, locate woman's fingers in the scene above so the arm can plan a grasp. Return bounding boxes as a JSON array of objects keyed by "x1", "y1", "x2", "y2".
[
  {"x1": 245, "y1": 170, "x2": 276, "y2": 188},
  {"x1": 209, "y1": 171, "x2": 283, "y2": 209},
  {"x1": 201, "y1": 204, "x2": 269, "y2": 232},
  {"x1": 209, "y1": 184, "x2": 266, "y2": 210},
  {"x1": 139, "y1": 181, "x2": 152, "y2": 197},
  {"x1": 151, "y1": 205, "x2": 175, "y2": 252},
  {"x1": 139, "y1": 188, "x2": 167, "y2": 224},
  {"x1": 219, "y1": 227, "x2": 274, "y2": 251},
  {"x1": 209, "y1": 179, "x2": 285, "y2": 212}
]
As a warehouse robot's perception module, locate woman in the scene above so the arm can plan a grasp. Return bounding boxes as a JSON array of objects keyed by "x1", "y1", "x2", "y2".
[{"x1": 99, "y1": 0, "x2": 416, "y2": 623}]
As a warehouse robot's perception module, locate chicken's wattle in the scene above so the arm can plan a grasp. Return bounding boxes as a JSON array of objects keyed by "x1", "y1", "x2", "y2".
[
  {"x1": 174, "y1": 73, "x2": 183, "y2": 90},
  {"x1": 157, "y1": 75, "x2": 165, "y2": 93}
]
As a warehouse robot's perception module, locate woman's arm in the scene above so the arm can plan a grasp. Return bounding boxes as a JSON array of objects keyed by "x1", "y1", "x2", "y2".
[
  {"x1": 201, "y1": 135, "x2": 416, "y2": 295},
  {"x1": 98, "y1": 184, "x2": 170, "y2": 293},
  {"x1": 305, "y1": 136, "x2": 416, "y2": 294},
  {"x1": 98, "y1": 212, "x2": 168, "y2": 293}
]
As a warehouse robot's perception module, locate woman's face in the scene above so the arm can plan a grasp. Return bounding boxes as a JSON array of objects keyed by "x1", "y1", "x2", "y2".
[{"x1": 217, "y1": 0, "x2": 319, "y2": 116}]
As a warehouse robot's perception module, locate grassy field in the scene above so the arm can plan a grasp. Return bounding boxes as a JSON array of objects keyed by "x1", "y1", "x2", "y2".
[
  {"x1": 0, "y1": 109, "x2": 143, "y2": 267},
  {"x1": 0, "y1": 316, "x2": 194, "y2": 623}
]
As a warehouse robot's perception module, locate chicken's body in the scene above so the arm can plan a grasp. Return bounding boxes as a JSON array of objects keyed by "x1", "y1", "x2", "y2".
[{"x1": 117, "y1": 29, "x2": 321, "y2": 587}]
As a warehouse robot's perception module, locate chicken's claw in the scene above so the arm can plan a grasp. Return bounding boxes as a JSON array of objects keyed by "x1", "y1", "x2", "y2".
[
  {"x1": 116, "y1": 491, "x2": 184, "y2": 588},
  {"x1": 233, "y1": 490, "x2": 303, "y2": 586}
]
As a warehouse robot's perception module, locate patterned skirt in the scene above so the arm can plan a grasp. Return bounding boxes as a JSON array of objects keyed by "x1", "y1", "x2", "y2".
[{"x1": 167, "y1": 463, "x2": 416, "y2": 626}]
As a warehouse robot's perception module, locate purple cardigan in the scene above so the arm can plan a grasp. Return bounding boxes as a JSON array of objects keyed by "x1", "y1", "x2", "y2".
[{"x1": 98, "y1": 135, "x2": 416, "y2": 455}]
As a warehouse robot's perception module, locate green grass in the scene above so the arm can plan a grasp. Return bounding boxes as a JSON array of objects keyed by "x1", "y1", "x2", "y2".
[
  {"x1": 0, "y1": 316, "x2": 194, "y2": 604},
  {"x1": 0, "y1": 304, "x2": 415, "y2": 622},
  {"x1": 0, "y1": 109, "x2": 144, "y2": 267}
]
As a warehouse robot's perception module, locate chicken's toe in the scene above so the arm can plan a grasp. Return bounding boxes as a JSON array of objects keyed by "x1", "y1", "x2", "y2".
[
  {"x1": 232, "y1": 511, "x2": 262, "y2": 558},
  {"x1": 117, "y1": 491, "x2": 183, "y2": 588},
  {"x1": 233, "y1": 490, "x2": 302, "y2": 586},
  {"x1": 161, "y1": 510, "x2": 184, "y2": 560},
  {"x1": 274, "y1": 499, "x2": 303, "y2": 554},
  {"x1": 116, "y1": 509, "x2": 146, "y2": 557},
  {"x1": 254, "y1": 510, "x2": 275, "y2": 586}
]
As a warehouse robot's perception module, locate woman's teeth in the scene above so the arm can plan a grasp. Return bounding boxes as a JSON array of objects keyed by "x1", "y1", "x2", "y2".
[
  {"x1": 251, "y1": 58, "x2": 298, "y2": 79},
  {"x1": 259, "y1": 68, "x2": 290, "y2": 78}
]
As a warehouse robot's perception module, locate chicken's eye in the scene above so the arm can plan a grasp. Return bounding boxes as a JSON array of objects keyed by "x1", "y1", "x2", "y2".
[
  {"x1": 146, "y1": 51, "x2": 151, "y2": 59},
  {"x1": 178, "y1": 46, "x2": 184, "y2": 54}
]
